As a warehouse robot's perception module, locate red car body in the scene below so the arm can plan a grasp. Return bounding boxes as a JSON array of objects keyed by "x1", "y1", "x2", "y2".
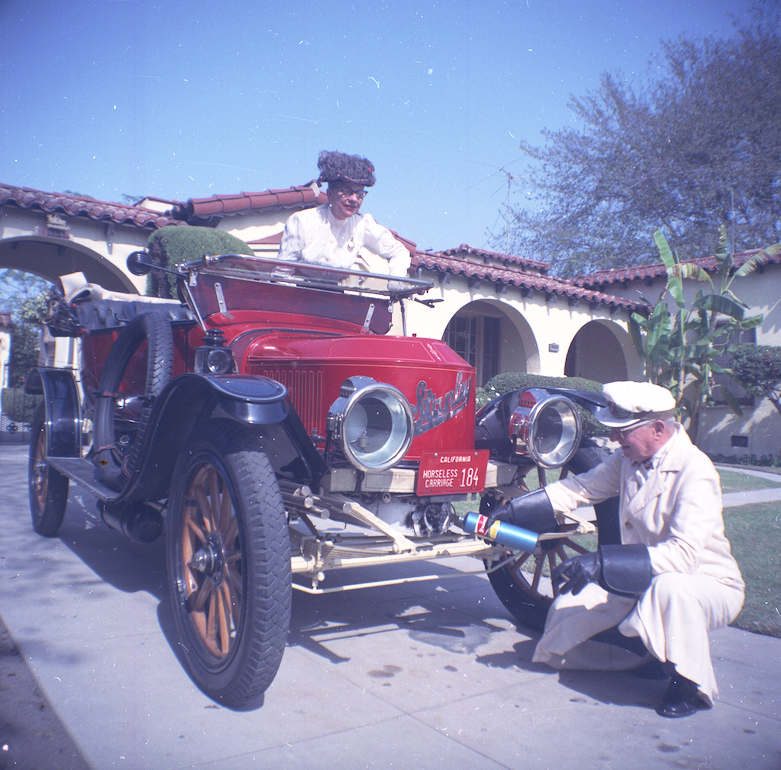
[{"x1": 27, "y1": 251, "x2": 604, "y2": 710}]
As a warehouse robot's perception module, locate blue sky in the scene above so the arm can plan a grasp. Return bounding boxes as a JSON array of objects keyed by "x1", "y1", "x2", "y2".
[{"x1": 0, "y1": 0, "x2": 752, "y2": 255}]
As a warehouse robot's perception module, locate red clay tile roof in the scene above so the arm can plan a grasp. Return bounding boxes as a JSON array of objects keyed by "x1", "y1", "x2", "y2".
[
  {"x1": 412, "y1": 250, "x2": 649, "y2": 312},
  {"x1": 573, "y1": 249, "x2": 777, "y2": 288},
  {"x1": 441, "y1": 244, "x2": 550, "y2": 273},
  {"x1": 0, "y1": 182, "x2": 661, "y2": 314},
  {"x1": 179, "y1": 184, "x2": 327, "y2": 221},
  {"x1": 0, "y1": 184, "x2": 183, "y2": 229}
]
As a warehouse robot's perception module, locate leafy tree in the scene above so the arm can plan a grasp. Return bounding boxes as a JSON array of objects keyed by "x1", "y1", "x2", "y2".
[
  {"x1": 0, "y1": 270, "x2": 52, "y2": 386},
  {"x1": 730, "y1": 344, "x2": 781, "y2": 418},
  {"x1": 0, "y1": 269, "x2": 50, "y2": 311},
  {"x1": 496, "y1": 1, "x2": 780, "y2": 277},
  {"x1": 629, "y1": 228, "x2": 768, "y2": 444},
  {"x1": 7, "y1": 293, "x2": 49, "y2": 387}
]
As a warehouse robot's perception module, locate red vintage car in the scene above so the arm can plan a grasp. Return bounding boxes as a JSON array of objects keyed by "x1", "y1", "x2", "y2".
[{"x1": 27, "y1": 251, "x2": 614, "y2": 709}]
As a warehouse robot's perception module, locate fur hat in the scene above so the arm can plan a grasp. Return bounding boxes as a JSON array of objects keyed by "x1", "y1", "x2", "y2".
[
  {"x1": 317, "y1": 151, "x2": 376, "y2": 187},
  {"x1": 593, "y1": 381, "x2": 677, "y2": 428}
]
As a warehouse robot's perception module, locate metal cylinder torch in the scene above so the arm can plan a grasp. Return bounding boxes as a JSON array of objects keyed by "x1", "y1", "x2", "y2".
[{"x1": 460, "y1": 511, "x2": 540, "y2": 551}]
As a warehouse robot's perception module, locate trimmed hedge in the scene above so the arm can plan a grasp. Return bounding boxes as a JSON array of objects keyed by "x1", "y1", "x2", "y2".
[
  {"x1": 1, "y1": 387, "x2": 42, "y2": 423},
  {"x1": 146, "y1": 226, "x2": 254, "y2": 297},
  {"x1": 477, "y1": 372, "x2": 610, "y2": 440},
  {"x1": 708, "y1": 453, "x2": 781, "y2": 469}
]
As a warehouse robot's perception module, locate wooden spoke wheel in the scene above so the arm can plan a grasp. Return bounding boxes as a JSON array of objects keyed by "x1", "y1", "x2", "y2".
[
  {"x1": 28, "y1": 405, "x2": 69, "y2": 536},
  {"x1": 167, "y1": 420, "x2": 291, "y2": 710},
  {"x1": 483, "y1": 447, "x2": 619, "y2": 631}
]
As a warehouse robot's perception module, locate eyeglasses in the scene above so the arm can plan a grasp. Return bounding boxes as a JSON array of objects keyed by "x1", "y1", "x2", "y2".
[
  {"x1": 615, "y1": 419, "x2": 655, "y2": 440},
  {"x1": 331, "y1": 186, "x2": 367, "y2": 200}
]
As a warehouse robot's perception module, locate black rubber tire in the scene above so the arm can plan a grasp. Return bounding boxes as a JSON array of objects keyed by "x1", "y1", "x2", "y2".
[
  {"x1": 92, "y1": 312, "x2": 173, "y2": 490},
  {"x1": 166, "y1": 420, "x2": 292, "y2": 710},
  {"x1": 483, "y1": 446, "x2": 619, "y2": 632},
  {"x1": 28, "y1": 405, "x2": 69, "y2": 536}
]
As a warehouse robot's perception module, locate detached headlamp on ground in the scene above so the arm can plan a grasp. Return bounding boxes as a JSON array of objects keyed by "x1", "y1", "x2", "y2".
[{"x1": 327, "y1": 376, "x2": 414, "y2": 472}]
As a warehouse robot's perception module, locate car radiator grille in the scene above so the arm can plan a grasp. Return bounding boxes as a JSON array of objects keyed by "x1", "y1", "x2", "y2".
[{"x1": 259, "y1": 368, "x2": 323, "y2": 434}]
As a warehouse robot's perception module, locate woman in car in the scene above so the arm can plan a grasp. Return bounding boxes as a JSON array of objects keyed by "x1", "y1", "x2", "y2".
[{"x1": 276, "y1": 150, "x2": 411, "y2": 279}]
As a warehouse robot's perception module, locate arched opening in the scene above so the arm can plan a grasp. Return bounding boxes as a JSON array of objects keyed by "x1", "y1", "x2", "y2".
[
  {"x1": 0, "y1": 237, "x2": 138, "y2": 397},
  {"x1": 0, "y1": 237, "x2": 137, "y2": 293},
  {"x1": 442, "y1": 299, "x2": 540, "y2": 385},
  {"x1": 564, "y1": 320, "x2": 630, "y2": 382}
]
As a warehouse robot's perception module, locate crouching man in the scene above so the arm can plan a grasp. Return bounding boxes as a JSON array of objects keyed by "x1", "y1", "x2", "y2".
[{"x1": 492, "y1": 381, "x2": 745, "y2": 718}]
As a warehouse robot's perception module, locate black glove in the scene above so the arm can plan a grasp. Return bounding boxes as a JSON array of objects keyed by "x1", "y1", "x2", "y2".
[
  {"x1": 487, "y1": 488, "x2": 557, "y2": 534},
  {"x1": 553, "y1": 545, "x2": 652, "y2": 598},
  {"x1": 552, "y1": 552, "x2": 603, "y2": 595}
]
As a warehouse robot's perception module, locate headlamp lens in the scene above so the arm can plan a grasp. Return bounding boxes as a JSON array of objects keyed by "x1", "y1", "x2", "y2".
[{"x1": 329, "y1": 379, "x2": 413, "y2": 471}]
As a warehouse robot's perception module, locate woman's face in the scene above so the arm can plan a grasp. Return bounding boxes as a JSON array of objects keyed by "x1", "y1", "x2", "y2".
[{"x1": 327, "y1": 182, "x2": 366, "y2": 220}]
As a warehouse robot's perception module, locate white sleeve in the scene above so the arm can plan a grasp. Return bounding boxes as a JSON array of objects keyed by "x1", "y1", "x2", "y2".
[
  {"x1": 277, "y1": 213, "x2": 303, "y2": 263},
  {"x1": 544, "y1": 450, "x2": 623, "y2": 513},
  {"x1": 360, "y1": 214, "x2": 411, "y2": 276}
]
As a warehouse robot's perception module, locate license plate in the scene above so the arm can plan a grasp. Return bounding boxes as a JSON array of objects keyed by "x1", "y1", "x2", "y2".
[{"x1": 416, "y1": 450, "x2": 490, "y2": 496}]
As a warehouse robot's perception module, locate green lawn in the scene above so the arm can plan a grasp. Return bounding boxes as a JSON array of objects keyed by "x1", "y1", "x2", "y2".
[
  {"x1": 724, "y1": 502, "x2": 781, "y2": 638},
  {"x1": 718, "y1": 469, "x2": 781, "y2": 494}
]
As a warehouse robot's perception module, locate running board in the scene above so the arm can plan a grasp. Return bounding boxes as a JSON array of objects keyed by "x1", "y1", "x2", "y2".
[{"x1": 46, "y1": 457, "x2": 118, "y2": 503}]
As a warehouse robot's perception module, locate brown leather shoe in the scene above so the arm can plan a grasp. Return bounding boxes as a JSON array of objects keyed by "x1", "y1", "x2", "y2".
[{"x1": 656, "y1": 674, "x2": 710, "y2": 718}]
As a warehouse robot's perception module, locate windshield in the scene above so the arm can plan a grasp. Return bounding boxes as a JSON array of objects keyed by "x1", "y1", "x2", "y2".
[
  {"x1": 183, "y1": 254, "x2": 431, "y2": 299},
  {"x1": 177, "y1": 254, "x2": 433, "y2": 336}
]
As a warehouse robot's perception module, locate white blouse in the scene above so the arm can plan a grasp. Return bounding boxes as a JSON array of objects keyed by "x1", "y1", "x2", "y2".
[{"x1": 277, "y1": 204, "x2": 411, "y2": 276}]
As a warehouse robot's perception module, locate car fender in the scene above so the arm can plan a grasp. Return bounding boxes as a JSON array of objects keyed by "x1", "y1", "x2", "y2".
[
  {"x1": 116, "y1": 372, "x2": 324, "y2": 504},
  {"x1": 24, "y1": 368, "x2": 82, "y2": 458}
]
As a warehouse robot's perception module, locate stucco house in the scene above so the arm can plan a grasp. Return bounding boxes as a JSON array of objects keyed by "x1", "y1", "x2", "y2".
[
  {"x1": 0, "y1": 181, "x2": 647, "y2": 390},
  {"x1": 575, "y1": 251, "x2": 781, "y2": 459},
  {"x1": 5, "y1": 179, "x2": 779, "y2": 458}
]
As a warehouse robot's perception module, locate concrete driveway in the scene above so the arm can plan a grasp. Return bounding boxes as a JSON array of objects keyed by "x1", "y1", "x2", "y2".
[{"x1": 1, "y1": 441, "x2": 780, "y2": 770}]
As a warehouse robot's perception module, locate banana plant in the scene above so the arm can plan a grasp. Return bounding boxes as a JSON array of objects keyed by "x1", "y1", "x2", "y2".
[{"x1": 630, "y1": 227, "x2": 767, "y2": 445}]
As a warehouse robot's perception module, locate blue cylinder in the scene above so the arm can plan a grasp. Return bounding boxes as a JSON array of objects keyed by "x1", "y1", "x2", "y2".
[{"x1": 462, "y1": 512, "x2": 539, "y2": 552}]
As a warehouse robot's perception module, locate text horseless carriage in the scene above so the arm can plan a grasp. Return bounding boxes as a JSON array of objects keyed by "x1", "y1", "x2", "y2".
[{"x1": 27, "y1": 251, "x2": 617, "y2": 709}]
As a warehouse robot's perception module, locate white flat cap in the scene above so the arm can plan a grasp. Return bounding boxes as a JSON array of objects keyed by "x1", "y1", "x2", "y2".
[{"x1": 594, "y1": 381, "x2": 677, "y2": 428}]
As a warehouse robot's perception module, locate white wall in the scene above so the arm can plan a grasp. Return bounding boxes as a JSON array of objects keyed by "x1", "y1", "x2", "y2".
[{"x1": 592, "y1": 263, "x2": 781, "y2": 457}]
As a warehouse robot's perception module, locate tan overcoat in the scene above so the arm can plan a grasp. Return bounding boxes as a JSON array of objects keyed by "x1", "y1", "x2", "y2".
[{"x1": 534, "y1": 424, "x2": 745, "y2": 702}]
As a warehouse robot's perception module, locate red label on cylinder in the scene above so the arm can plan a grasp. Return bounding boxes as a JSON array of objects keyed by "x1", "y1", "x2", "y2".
[{"x1": 475, "y1": 513, "x2": 489, "y2": 536}]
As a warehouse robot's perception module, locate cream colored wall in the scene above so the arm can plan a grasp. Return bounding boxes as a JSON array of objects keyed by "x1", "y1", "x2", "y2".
[
  {"x1": 567, "y1": 319, "x2": 636, "y2": 382},
  {"x1": 219, "y1": 212, "x2": 288, "y2": 249},
  {"x1": 597, "y1": 266, "x2": 781, "y2": 346},
  {"x1": 1, "y1": 207, "x2": 149, "y2": 294},
  {"x1": 597, "y1": 264, "x2": 781, "y2": 457},
  {"x1": 1, "y1": 207, "x2": 156, "y2": 374},
  {"x1": 401, "y1": 271, "x2": 643, "y2": 383}
]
